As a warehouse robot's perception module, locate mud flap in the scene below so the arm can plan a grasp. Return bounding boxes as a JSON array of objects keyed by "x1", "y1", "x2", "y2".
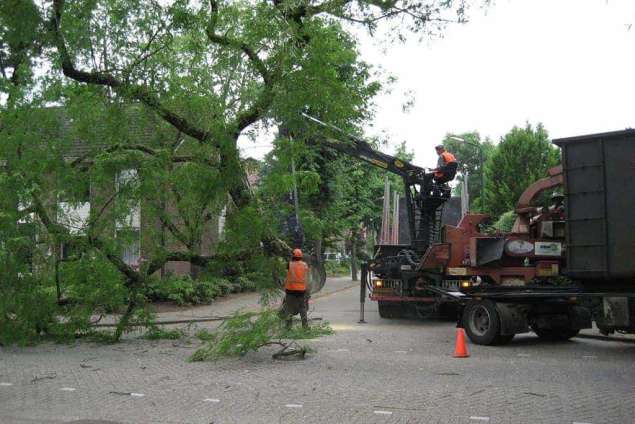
[
  {"x1": 569, "y1": 305, "x2": 592, "y2": 330},
  {"x1": 495, "y1": 303, "x2": 529, "y2": 335}
]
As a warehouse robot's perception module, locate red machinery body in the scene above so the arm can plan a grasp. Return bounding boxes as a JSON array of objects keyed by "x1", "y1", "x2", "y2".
[
  {"x1": 424, "y1": 165, "x2": 567, "y2": 286},
  {"x1": 370, "y1": 166, "x2": 566, "y2": 301}
]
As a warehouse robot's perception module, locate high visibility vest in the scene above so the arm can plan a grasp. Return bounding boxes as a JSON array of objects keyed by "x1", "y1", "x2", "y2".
[
  {"x1": 435, "y1": 151, "x2": 457, "y2": 177},
  {"x1": 285, "y1": 261, "x2": 308, "y2": 292}
]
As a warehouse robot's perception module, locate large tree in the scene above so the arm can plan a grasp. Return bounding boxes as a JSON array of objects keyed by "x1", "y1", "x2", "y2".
[
  {"x1": 482, "y1": 123, "x2": 560, "y2": 218},
  {"x1": 1, "y1": 0, "x2": 471, "y2": 341}
]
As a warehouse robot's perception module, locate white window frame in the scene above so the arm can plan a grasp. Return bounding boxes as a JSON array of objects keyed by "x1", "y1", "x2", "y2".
[
  {"x1": 115, "y1": 169, "x2": 141, "y2": 267},
  {"x1": 218, "y1": 205, "x2": 227, "y2": 241}
]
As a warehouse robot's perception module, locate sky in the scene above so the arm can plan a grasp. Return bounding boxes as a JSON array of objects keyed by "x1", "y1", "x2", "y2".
[{"x1": 239, "y1": 0, "x2": 635, "y2": 167}]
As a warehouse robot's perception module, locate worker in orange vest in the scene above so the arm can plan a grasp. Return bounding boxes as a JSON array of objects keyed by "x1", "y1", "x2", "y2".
[
  {"x1": 433, "y1": 145, "x2": 458, "y2": 184},
  {"x1": 280, "y1": 248, "x2": 310, "y2": 329}
]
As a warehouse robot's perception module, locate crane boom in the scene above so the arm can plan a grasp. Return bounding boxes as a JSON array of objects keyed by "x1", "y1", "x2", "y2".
[
  {"x1": 300, "y1": 113, "x2": 450, "y2": 255},
  {"x1": 301, "y1": 113, "x2": 427, "y2": 183}
]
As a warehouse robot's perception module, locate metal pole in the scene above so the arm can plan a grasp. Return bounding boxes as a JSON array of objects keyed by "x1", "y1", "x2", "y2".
[
  {"x1": 479, "y1": 147, "x2": 485, "y2": 212},
  {"x1": 391, "y1": 191, "x2": 400, "y2": 244},
  {"x1": 380, "y1": 176, "x2": 390, "y2": 244},
  {"x1": 461, "y1": 168, "x2": 470, "y2": 217},
  {"x1": 359, "y1": 263, "x2": 368, "y2": 323}
]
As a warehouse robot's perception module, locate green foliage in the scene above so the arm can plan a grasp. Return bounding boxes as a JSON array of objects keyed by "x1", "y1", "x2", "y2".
[
  {"x1": 324, "y1": 261, "x2": 350, "y2": 277},
  {"x1": 441, "y1": 132, "x2": 495, "y2": 211},
  {"x1": 281, "y1": 321, "x2": 334, "y2": 340},
  {"x1": 491, "y1": 211, "x2": 517, "y2": 233},
  {"x1": 145, "y1": 275, "x2": 256, "y2": 306},
  {"x1": 195, "y1": 328, "x2": 215, "y2": 342},
  {"x1": 1, "y1": 0, "x2": 468, "y2": 344},
  {"x1": 259, "y1": 134, "x2": 412, "y2": 265},
  {"x1": 143, "y1": 326, "x2": 185, "y2": 341},
  {"x1": 0, "y1": 275, "x2": 57, "y2": 346},
  {"x1": 0, "y1": 226, "x2": 128, "y2": 344},
  {"x1": 59, "y1": 255, "x2": 128, "y2": 313},
  {"x1": 189, "y1": 310, "x2": 278, "y2": 361},
  {"x1": 483, "y1": 124, "x2": 560, "y2": 219},
  {"x1": 189, "y1": 309, "x2": 333, "y2": 361}
]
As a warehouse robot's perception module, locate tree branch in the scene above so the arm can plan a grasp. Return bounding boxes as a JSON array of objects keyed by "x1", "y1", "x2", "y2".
[
  {"x1": 32, "y1": 189, "x2": 143, "y2": 284},
  {"x1": 206, "y1": 2, "x2": 271, "y2": 85},
  {"x1": 158, "y1": 210, "x2": 192, "y2": 249},
  {"x1": 145, "y1": 249, "x2": 257, "y2": 276},
  {"x1": 51, "y1": 0, "x2": 213, "y2": 145}
]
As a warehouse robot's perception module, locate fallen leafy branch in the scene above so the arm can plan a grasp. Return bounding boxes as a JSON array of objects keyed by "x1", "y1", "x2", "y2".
[{"x1": 189, "y1": 309, "x2": 333, "y2": 362}]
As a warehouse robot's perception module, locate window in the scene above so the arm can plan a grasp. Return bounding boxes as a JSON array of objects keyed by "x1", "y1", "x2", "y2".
[
  {"x1": 117, "y1": 228, "x2": 141, "y2": 267},
  {"x1": 116, "y1": 169, "x2": 141, "y2": 267},
  {"x1": 58, "y1": 201, "x2": 91, "y2": 234},
  {"x1": 116, "y1": 169, "x2": 141, "y2": 228},
  {"x1": 57, "y1": 180, "x2": 91, "y2": 235},
  {"x1": 218, "y1": 205, "x2": 227, "y2": 241},
  {"x1": 17, "y1": 201, "x2": 34, "y2": 224}
]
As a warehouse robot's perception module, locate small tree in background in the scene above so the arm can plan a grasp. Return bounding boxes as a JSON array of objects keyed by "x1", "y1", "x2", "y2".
[
  {"x1": 441, "y1": 132, "x2": 495, "y2": 212},
  {"x1": 483, "y1": 123, "x2": 560, "y2": 219}
]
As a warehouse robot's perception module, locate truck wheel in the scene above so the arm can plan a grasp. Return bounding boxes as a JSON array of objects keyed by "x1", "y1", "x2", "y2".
[
  {"x1": 378, "y1": 301, "x2": 402, "y2": 318},
  {"x1": 463, "y1": 300, "x2": 513, "y2": 345},
  {"x1": 532, "y1": 327, "x2": 579, "y2": 341}
]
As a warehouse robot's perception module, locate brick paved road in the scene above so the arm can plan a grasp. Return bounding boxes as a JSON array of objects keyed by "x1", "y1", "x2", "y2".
[{"x1": 1, "y1": 277, "x2": 634, "y2": 424}]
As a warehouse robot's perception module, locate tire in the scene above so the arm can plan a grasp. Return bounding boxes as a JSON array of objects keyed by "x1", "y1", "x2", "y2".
[
  {"x1": 463, "y1": 299, "x2": 508, "y2": 345},
  {"x1": 532, "y1": 327, "x2": 579, "y2": 341},
  {"x1": 378, "y1": 301, "x2": 403, "y2": 319}
]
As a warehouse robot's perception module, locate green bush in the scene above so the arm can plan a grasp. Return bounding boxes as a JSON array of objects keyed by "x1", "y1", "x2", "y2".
[
  {"x1": 0, "y1": 275, "x2": 57, "y2": 345},
  {"x1": 0, "y1": 251, "x2": 128, "y2": 345},
  {"x1": 145, "y1": 274, "x2": 259, "y2": 306},
  {"x1": 324, "y1": 261, "x2": 350, "y2": 277}
]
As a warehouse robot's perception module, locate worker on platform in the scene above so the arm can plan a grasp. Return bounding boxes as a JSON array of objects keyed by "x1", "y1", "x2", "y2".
[
  {"x1": 280, "y1": 248, "x2": 310, "y2": 330},
  {"x1": 433, "y1": 145, "x2": 458, "y2": 184}
]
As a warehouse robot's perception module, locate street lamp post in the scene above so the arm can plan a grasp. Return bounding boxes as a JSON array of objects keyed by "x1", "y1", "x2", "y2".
[{"x1": 449, "y1": 136, "x2": 485, "y2": 212}]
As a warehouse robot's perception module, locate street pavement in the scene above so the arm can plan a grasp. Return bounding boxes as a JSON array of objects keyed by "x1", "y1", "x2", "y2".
[{"x1": 1, "y1": 277, "x2": 634, "y2": 424}]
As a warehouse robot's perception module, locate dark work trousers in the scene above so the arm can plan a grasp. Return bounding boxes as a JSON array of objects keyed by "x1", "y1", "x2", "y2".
[{"x1": 280, "y1": 290, "x2": 309, "y2": 329}]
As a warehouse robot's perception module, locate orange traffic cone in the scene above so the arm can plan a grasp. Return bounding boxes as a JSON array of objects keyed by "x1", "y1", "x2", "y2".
[{"x1": 453, "y1": 328, "x2": 470, "y2": 358}]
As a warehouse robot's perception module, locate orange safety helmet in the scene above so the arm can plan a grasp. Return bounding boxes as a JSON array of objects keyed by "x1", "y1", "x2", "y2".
[{"x1": 292, "y1": 248, "x2": 303, "y2": 259}]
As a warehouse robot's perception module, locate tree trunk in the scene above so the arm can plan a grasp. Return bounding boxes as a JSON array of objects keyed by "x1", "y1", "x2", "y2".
[
  {"x1": 314, "y1": 238, "x2": 322, "y2": 267},
  {"x1": 351, "y1": 231, "x2": 358, "y2": 281},
  {"x1": 309, "y1": 238, "x2": 326, "y2": 293}
]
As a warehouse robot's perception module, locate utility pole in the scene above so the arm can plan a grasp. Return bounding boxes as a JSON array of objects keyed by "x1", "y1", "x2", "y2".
[
  {"x1": 450, "y1": 135, "x2": 485, "y2": 212},
  {"x1": 380, "y1": 176, "x2": 391, "y2": 244},
  {"x1": 391, "y1": 190, "x2": 400, "y2": 244}
]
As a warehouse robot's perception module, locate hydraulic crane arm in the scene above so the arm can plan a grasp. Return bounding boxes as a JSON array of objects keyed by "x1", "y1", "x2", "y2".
[
  {"x1": 301, "y1": 113, "x2": 448, "y2": 255},
  {"x1": 301, "y1": 113, "x2": 427, "y2": 183}
]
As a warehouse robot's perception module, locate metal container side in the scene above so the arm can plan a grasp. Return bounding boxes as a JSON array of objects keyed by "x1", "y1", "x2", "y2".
[{"x1": 554, "y1": 129, "x2": 635, "y2": 282}]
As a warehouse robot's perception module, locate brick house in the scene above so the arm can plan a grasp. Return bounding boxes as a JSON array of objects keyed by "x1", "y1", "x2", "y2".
[{"x1": 32, "y1": 106, "x2": 226, "y2": 278}]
